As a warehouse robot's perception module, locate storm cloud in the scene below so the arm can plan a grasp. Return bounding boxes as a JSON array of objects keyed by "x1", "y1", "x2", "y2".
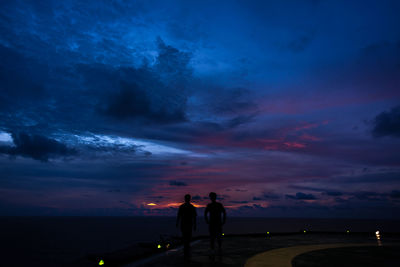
[{"x1": 0, "y1": 132, "x2": 75, "y2": 161}]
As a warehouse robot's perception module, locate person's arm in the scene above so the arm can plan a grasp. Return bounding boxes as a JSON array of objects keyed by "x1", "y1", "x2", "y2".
[
  {"x1": 221, "y1": 205, "x2": 226, "y2": 225},
  {"x1": 176, "y1": 207, "x2": 181, "y2": 228},
  {"x1": 204, "y1": 206, "x2": 209, "y2": 224}
]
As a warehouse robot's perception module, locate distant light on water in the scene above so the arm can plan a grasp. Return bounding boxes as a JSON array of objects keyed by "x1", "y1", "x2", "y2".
[
  {"x1": 99, "y1": 259, "x2": 104, "y2": 265},
  {"x1": 147, "y1": 203, "x2": 157, "y2": 206}
]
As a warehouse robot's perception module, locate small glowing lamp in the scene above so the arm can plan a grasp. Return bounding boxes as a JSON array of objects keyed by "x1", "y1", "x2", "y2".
[
  {"x1": 99, "y1": 259, "x2": 105, "y2": 266},
  {"x1": 303, "y1": 230, "x2": 307, "y2": 233},
  {"x1": 266, "y1": 232, "x2": 270, "y2": 235},
  {"x1": 346, "y1": 230, "x2": 350, "y2": 233},
  {"x1": 157, "y1": 244, "x2": 162, "y2": 249},
  {"x1": 166, "y1": 243, "x2": 170, "y2": 249},
  {"x1": 222, "y1": 233, "x2": 225, "y2": 236},
  {"x1": 375, "y1": 230, "x2": 381, "y2": 240}
]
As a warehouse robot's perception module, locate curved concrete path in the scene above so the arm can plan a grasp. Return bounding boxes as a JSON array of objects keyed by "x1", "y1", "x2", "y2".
[{"x1": 245, "y1": 243, "x2": 377, "y2": 267}]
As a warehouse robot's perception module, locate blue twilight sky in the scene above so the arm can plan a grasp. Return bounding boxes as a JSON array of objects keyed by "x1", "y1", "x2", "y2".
[{"x1": 0, "y1": 0, "x2": 400, "y2": 218}]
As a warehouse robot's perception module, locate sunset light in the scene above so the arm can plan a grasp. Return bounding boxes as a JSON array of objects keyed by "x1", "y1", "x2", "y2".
[{"x1": 1, "y1": 1, "x2": 400, "y2": 266}]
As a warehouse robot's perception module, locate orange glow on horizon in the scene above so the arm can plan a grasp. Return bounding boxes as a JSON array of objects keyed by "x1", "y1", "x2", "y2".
[
  {"x1": 166, "y1": 202, "x2": 180, "y2": 207},
  {"x1": 147, "y1": 203, "x2": 157, "y2": 206},
  {"x1": 166, "y1": 202, "x2": 205, "y2": 208}
]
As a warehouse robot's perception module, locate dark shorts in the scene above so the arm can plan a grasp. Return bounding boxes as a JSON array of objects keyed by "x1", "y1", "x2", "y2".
[
  {"x1": 181, "y1": 226, "x2": 192, "y2": 238},
  {"x1": 209, "y1": 224, "x2": 222, "y2": 238}
]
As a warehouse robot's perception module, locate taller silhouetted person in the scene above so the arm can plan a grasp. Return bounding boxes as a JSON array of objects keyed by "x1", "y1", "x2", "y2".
[
  {"x1": 176, "y1": 194, "x2": 197, "y2": 259},
  {"x1": 204, "y1": 192, "x2": 226, "y2": 253}
]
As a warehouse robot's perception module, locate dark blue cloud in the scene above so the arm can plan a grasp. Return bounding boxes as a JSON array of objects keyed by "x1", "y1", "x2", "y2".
[
  {"x1": 0, "y1": 45, "x2": 48, "y2": 109},
  {"x1": 252, "y1": 192, "x2": 281, "y2": 201},
  {"x1": 0, "y1": 132, "x2": 75, "y2": 162},
  {"x1": 105, "y1": 82, "x2": 151, "y2": 119},
  {"x1": 102, "y1": 80, "x2": 186, "y2": 123},
  {"x1": 262, "y1": 193, "x2": 281, "y2": 199},
  {"x1": 372, "y1": 105, "x2": 400, "y2": 138},
  {"x1": 353, "y1": 191, "x2": 387, "y2": 201},
  {"x1": 324, "y1": 191, "x2": 343, "y2": 197},
  {"x1": 286, "y1": 192, "x2": 317, "y2": 200},
  {"x1": 289, "y1": 185, "x2": 343, "y2": 196}
]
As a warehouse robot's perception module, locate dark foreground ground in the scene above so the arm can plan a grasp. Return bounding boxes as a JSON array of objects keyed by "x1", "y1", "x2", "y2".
[
  {"x1": 292, "y1": 245, "x2": 400, "y2": 267},
  {"x1": 76, "y1": 232, "x2": 400, "y2": 267},
  {"x1": 3, "y1": 217, "x2": 400, "y2": 266}
]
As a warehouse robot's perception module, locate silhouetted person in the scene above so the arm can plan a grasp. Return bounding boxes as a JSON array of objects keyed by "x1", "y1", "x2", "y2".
[
  {"x1": 176, "y1": 194, "x2": 197, "y2": 259},
  {"x1": 204, "y1": 192, "x2": 226, "y2": 253}
]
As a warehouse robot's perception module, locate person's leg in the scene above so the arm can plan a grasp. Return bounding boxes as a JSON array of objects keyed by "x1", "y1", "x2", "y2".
[
  {"x1": 186, "y1": 230, "x2": 192, "y2": 257},
  {"x1": 209, "y1": 225, "x2": 216, "y2": 250},
  {"x1": 183, "y1": 235, "x2": 188, "y2": 257},
  {"x1": 217, "y1": 224, "x2": 222, "y2": 249},
  {"x1": 182, "y1": 228, "x2": 191, "y2": 258}
]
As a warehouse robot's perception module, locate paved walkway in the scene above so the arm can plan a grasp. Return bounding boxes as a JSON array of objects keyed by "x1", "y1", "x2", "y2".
[
  {"x1": 244, "y1": 243, "x2": 377, "y2": 267},
  {"x1": 116, "y1": 234, "x2": 400, "y2": 267}
]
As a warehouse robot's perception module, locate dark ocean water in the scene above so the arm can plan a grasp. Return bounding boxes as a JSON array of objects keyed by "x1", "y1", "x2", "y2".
[{"x1": 0, "y1": 216, "x2": 398, "y2": 266}]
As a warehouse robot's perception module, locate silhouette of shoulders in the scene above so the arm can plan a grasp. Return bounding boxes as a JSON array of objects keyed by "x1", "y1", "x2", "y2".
[
  {"x1": 178, "y1": 203, "x2": 197, "y2": 222},
  {"x1": 205, "y1": 202, "x2": 225, "y2": 222},
  {"x1": 206, "y1": 202, "x2": 224, "y2": 211},
  {"x1": 179, "y1": 202, "x2": 196, "y2": 210}
]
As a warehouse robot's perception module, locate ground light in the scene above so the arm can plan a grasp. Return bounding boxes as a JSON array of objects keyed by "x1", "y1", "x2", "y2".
[
  {"x1": 303, "y1": 230, "x2": 307, "y2": 233},
  {"x1": 375, "y1": 231, "x2": 381, "y2": 240},
  {"x1": 375, "y1": 230, "x2": 382, "y2": 246},
  {"x1": 99, "y1": 259, "x2": 105, "y2": 265},
  {"x1": 222, "y1": 233, "x2": 225, "y2": 236},
  {"x1": 266, "y1": 232, "x2": 270, "y2": 239},
  {"x1": 157, "y1": 244, "x2": 162, "y2": 249},
  {"x1": 346, "y1": 230, "x2": 350, "y2": 233}
]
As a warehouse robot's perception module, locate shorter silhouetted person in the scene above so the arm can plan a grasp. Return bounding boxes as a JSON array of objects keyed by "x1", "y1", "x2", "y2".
[
  {"x1": 176, "y1": 194, "x2": 197, "y2": 259},
  {"x1": 204, "y1": 192, "x2": 226, "y2": 253}
]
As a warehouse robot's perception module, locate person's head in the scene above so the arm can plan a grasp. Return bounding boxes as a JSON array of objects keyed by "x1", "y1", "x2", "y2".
[
  {"x1": 184, "y1": 194, "x2": 191, "y2": 203},
  {"x1": 209, "y1": 192, "x2": 217, "y2": 202}
]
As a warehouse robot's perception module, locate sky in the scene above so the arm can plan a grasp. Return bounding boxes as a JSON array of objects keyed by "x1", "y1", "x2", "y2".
[{"x1": 0, "y1": 0, "x2": 400, "y2": 218}]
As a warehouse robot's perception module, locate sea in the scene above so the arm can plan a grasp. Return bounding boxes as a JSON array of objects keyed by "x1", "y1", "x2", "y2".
[{"x1": 0, "y1": 216, "x2": 399, "y2": 266}]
